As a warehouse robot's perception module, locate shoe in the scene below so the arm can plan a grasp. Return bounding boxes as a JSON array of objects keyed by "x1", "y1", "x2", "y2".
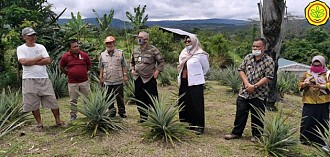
[
  {"x1": 119, "y1": 113, "x2": 127, "y2": 118},
  {"x1": 250, "y1": 137, "x2": 257, "y2": 143},
  {"x1": 36, "y1": 124, "x2": 43, "y2": 132},
  {"x1": 69, "y1": 114, "x2": 77, "y2": 121},
  {"x1": 195, "y1": 128, "x2": 204, "y2": 135},
  {"x1": 56, "y1": 121, "x2": 67, "y2": 128},
  {"x1": 224, "y1": 134, "x2": 241, "y2": 140}
]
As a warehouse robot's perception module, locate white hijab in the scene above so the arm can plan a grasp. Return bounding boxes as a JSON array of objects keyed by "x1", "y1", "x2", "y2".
[{"x1": 177, "y1": 35, "x2": 208, "y2": 72}]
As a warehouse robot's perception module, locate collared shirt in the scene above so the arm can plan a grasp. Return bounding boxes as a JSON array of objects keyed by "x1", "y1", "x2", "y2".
[
  {"x1": 130, "y1": 45, "x2": 165, "y2": 83},
  {"x1": 60, "y1": 51, "x2": 92, "y2": 83},
  {"x1": 98, "y1": 49, "x2": 126, "y2": 85},
  {"x1": 238, "y1": 53, "x2": 275, "y2": 100}
]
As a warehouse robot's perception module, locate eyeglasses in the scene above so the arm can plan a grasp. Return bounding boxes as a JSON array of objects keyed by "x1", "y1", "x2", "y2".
[
  {"x1": 184, "y1": 40, "x2": 191, "y2": 43},
  {"x1": 105, "y1": 42, "x2": 114, "y2": 45}
]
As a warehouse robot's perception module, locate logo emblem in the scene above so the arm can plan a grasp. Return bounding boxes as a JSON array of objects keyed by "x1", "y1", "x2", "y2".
[{"x1": 305, "y1": 0, "x2": 330, "y2": 26}]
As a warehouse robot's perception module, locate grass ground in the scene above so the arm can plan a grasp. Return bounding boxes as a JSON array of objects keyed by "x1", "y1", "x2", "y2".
[{"x1": 0, "y1": 81, "x2": 319, "y2": 157}]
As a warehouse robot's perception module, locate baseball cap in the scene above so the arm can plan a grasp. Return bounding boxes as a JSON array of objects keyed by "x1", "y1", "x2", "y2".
[
  {"x1": 104, "y1": 36, "x2": 115, "y2": 43},
  {"x1": 22, "y1": 27, "x2": 36, "y2": 36}
]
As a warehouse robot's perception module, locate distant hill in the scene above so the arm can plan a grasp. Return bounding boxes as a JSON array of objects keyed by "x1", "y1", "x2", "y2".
[
  {"x1": 57, "y1": 17, "x2": 329, "y2": 35},
  {"x1": 57, "y1": 18, "x2": 248, "y2": 30}
]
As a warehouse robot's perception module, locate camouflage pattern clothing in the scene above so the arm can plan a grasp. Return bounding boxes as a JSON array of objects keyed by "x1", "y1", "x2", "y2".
[{"x1": 130, "y1": 45, "x2": 165, "y2": 83}]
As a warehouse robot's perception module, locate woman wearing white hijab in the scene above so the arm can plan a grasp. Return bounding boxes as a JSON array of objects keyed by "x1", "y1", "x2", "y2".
[
  {"x1": 177, "y1": 35, "x2": 209, "y2": 135},
  {"x1": 298, "y1": 55, "x2": 330, "y2": 146}
]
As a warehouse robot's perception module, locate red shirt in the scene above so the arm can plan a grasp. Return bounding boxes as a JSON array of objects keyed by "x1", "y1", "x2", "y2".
[{"x1": 60, "y1": 51, "x2": 92, "y2": 83}]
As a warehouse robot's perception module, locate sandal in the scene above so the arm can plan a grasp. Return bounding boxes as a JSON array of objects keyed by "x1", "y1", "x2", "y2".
[
  {"x1": 56, "y1": 121, "x2": 67, "y2": 128},
  {"x1": 36, "y1": 124, "x2": 44, "y2": 132}
]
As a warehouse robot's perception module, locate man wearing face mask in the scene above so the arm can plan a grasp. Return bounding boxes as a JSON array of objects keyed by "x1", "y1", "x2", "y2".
[
  {"x1": 99, "y1": 36, "x2": 128, "y2": 118},
  {"x1": 225, "y1": 38, "x2": 275, "y2": 142},
  {"x1": 130, "y1": 31, "x2": 165, "y2": 123}
]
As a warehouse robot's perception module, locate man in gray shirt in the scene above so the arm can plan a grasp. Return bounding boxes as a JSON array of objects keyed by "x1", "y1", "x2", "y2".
[{"x1": 130, "y1": 31, "x2": 165, "y2": 123}]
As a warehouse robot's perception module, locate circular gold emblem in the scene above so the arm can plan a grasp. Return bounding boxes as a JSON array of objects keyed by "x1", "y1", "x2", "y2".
[{"x1": 305, "y1": 0, "x2": 330, "y2": 26}]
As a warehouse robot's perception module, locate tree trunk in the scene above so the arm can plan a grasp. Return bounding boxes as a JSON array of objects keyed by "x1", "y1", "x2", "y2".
[{"x1": 258, "y1": 0, "x2": 286, "y2": 111}]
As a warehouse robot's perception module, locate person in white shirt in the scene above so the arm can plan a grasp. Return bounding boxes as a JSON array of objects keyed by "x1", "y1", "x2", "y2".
[
  {"x1": 17, "y1": 27, "x2": 66, "y2": 131},
  {"x1": 177, "y1": 35, "x2": 209, "y2": 135}
]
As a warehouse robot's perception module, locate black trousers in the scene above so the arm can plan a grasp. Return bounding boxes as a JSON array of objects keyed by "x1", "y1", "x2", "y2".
[
  {"x1": 231, "y1": 96, "x2": 265, "y2": 137},
  {"x1": 179, "y1": 78, "x2": 205, "y2": 129},
  {"x1": 300, "y1": 103, "x2": 329, "y2": 146},
  {"x1": 134, "y1": 76, "x2": 158, "y2": 120},
  {"x1": 106, "y1": 84, "x2": 125, "y2": 114}
]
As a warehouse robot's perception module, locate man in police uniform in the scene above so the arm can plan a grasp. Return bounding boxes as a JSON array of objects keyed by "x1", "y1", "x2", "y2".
[
  {"x1": 130, "y1": 31, "x2": 165, "y2": 123},
  {"x1": 99, "y1": 36, "x2": 128, "y2": 118}
]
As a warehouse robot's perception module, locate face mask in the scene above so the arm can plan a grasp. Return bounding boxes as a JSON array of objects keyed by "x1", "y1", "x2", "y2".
[
  {"x1": 252, "y1": 50, "x2": 262, "y2": 56},
  {"x1": 186, "y1": 45, "x2": 192, "y2": 51},
  {"x1": 310, "y1": 65, "x2": 324, "y2": 73},
  {"x1": 138, "y1": 38, "x2": 144, "y2": 45}
]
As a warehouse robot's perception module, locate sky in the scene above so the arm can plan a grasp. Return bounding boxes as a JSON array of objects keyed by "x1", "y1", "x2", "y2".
[{"x1": 47, "y1": 0, "x2": 310, "y2": 21}]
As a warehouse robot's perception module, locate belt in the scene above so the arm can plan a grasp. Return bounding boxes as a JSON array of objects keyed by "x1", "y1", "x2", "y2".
[{"x1": 23, "y1": 78, "x2": 48, "y2": 80}]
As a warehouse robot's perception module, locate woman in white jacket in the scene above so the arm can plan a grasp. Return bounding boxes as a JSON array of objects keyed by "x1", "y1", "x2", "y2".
[{"x1": 177, "y1": 35, "x2": 209, "y2": 135}]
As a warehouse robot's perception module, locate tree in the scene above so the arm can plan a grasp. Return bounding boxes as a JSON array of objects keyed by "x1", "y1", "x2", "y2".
[
  {"x1": 202, "y1": 34, "x2": 231, "y2": 67},
  {"x1": 93, "y1": 9, "x2": 115, "y2": 46},
  {"x1": 147, "y1": 26, "x2": 177, "y2": 64},
  {"x1": 0, "y1": 0, "x2": 58, "y2": 72},
  {"x1": 258, "y1": 0, "x2": 286, "y2": 111},
  {"x1": 0, "y1": 0, "x2": 66, "y2": 86},
  {"x1": 126, "y1": 5, "x2": 148, "y2": 31},
  {"x1": 93, "y1": 9, "x2": 114, "y2": 38},
  {"x1": 66, "y1": 12, "x2": 87, "y2": 41}
]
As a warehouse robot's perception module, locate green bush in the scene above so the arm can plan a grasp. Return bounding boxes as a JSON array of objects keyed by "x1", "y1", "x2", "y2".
[
  {"x1": 67, "y1": 83, "x2": 125, "y2": 137},
  {"x1": 158, "y1": 64, "x2": 177, "y2": 87},
  {"x1": 47, "y1": 65, "x2": 68, "y2": 98},
  {"x1": 158, "y1": 71, "x2": 172, "y2": 87},
  {"x1": 276, "y1": 72, "x2": 300, "y2": 97},
  {"x1": 124, "y1": 72, "x2": 135, "y2": 105},
  {"x1": 314, "y1": 120, "x2": 330, "y2": 157},
  {"x1": 147, "y1": 26, "x2": 180, "y2": 64},
  {"x1": 0, "y1": 70, "x2": 18, "y2": 89},
  {"x1": 0, "y1": 88, "x2": 30, "y2": 139},
  {"x1": 206, "y1": 67, "x2": 223, "y2": 81},
  {"x1": 164, "y1": 64, "x2": 178, "y2": 81},
  {"x1": 137, "y1": 93, "x2": 191, "y2": 147},
  {"x1": 255, "y1": 107, "x2": 298, "y2": 157},
  {"x1": 218, "y1": 65, "x2": 241, "y2": 93}
]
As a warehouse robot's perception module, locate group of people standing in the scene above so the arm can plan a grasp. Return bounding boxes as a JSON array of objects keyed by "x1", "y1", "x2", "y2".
[
  {"x1": 16, "y1": 26, "x2": 330, "y2": 147},
  {"x1": 17, "y1": 27, "x2": 209, "y2": 135}
]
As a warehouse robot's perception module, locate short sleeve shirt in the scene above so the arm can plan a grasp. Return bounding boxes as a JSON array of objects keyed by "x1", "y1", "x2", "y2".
[
  {"x1": 238, "y1": 53, "x2": 275, "y2": 100},
  {"x1": 17, "y1": 43, "x2": 49, "y2": 79},
  {"x1": 60, "y1": 51, "x2": 91, "y2": 83}
]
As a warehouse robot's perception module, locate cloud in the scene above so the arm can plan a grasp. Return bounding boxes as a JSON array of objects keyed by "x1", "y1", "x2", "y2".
[{"x1": 47, "y1": 0, "x2": 306, "y2": 20}]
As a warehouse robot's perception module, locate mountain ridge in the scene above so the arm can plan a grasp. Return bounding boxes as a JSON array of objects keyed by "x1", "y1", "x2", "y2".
[{"x1": 57, "y1": 18, "x2": 249, "y2": 29}]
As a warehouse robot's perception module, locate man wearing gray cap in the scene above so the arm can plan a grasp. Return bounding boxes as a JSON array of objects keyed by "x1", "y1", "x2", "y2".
[{"x1": 17, "y1": 27, "x2": 66, "y2": 131}]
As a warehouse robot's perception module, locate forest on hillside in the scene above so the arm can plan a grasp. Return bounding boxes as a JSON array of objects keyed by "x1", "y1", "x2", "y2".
[
  {"x1": 3, "y1": 1, "x2": 330, "y2": 156},
  {"x1": 1, "y1": 1, "x2": 330, "y2": 89}
]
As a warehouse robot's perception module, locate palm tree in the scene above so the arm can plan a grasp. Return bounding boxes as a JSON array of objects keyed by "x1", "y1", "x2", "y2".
[
  {"x1": 126, "y1": 5, "x2": 148, "y2": 31},
  {"x1": 66, "y1": 12, "x2": 87, "y2": 41},
  {"x1": 93, "y1": 9, "x2": 114, "y2": 40}
]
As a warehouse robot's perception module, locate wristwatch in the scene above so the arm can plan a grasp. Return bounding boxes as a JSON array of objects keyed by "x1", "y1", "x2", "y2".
[{"x1": 254, "y1": 84, "x2": 258, "y2": 89}]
